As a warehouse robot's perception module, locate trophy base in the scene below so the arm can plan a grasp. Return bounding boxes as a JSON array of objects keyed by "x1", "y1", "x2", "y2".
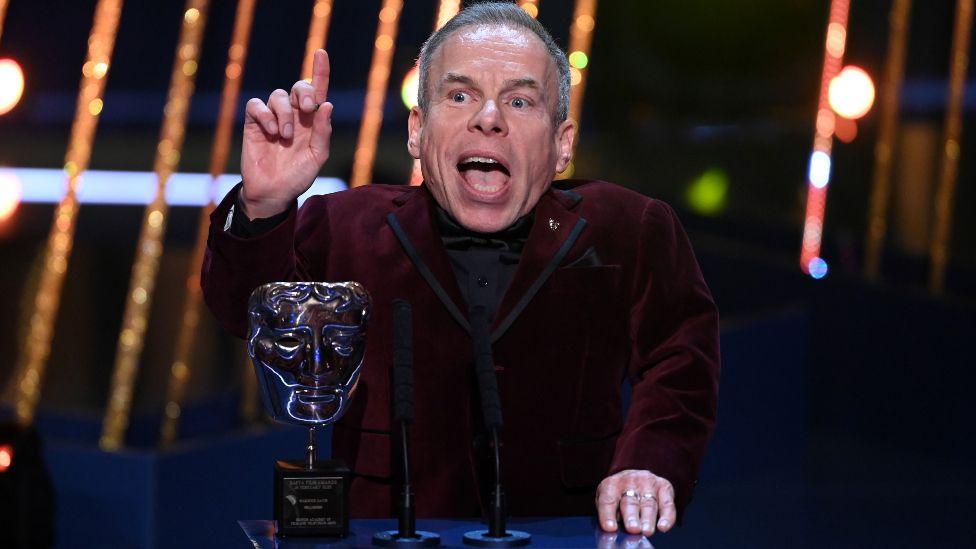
[{"x1": 274, "y1": 459, "x2": 351, "y2": 537}]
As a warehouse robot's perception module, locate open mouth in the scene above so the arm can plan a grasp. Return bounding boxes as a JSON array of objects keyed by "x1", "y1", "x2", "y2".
[
  {"x1": 457, "y1": 154, "x2": 511, "y2": 196},
  {"x1": 295, "y1": 389, "x2": 338, "y2": 405}
]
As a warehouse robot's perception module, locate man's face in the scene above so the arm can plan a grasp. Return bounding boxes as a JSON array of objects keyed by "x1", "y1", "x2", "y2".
[{"x1": 408, "y1": 24, "x2": 576, "y2": 233}]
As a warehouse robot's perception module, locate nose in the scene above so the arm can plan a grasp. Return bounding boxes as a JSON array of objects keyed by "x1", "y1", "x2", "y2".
[
  {"x1": 468, "y1": 99, "x2": 507, "y2": 136},
  {"x1": 306, "y1": 333, "x2": 332, "y2": 378}
]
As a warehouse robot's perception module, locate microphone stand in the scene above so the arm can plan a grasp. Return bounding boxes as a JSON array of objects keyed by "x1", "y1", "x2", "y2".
[
  {"x1": 373, "y1": 299, "x2": 440, "y2": 547},
  {"x1": 462, "y1": 306, "x2": 531, "y2": 547}
]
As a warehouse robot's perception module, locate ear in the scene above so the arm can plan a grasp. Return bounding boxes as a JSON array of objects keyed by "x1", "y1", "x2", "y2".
[
  {"x1": 554, "y1": 117, "x2": 576, "y2": 173},
  {"x1": 407, "y1": 107, "x2": 423, "y2": 159}
]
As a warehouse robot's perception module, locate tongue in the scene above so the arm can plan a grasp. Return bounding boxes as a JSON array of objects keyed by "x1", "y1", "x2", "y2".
[{"x1": 461, "y1": 167, "x2": 509, "y2": 191}]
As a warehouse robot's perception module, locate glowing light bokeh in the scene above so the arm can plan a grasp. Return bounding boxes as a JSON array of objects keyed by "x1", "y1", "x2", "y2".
[
  {"x1": 0, "y1": 169, "x2": 22, "y2": 221},
  {"x1": 834, "y1": 116, "x2": 858, "y2": 143},
  {"x1": 518, "y1": 0, "x2": 539, "y2": 18},
  {"x1": 809, "y1": 151, "x2": 832, "y2": 188},
  {"x1": 0, "y1": 58, "x2": 25, "y2": 115},
  {"x1": 0, "y1": 445, "x2": 12, "y2": 472},
  {"x1": 829, "y1": 65, "x2": 875, "y2": 119},
  {"x1": 808, "y1": 257, "x2": 829, "y2": 279},
  {"x1": 568, "y1": 50, "x2": 589, "y2": 69},
  {"x1": 401, "y1": 65, "x2": 419, "y2": 110},
  {"x1": 686, "y1": 168, "x2": 729, "y2": 216}
]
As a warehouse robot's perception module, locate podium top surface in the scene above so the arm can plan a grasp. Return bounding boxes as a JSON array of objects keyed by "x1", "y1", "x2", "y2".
[{"x1": 239, "y1": 518, "x2": 655, "y2": 548}]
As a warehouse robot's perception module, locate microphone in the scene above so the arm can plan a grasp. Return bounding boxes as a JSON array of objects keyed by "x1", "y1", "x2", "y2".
[
  {"x1": 462, "y1": 306, "x2": 530, "y2": 548},
  {"x1": 373, "y1": 299, "x2": 440, "y2": 547}
]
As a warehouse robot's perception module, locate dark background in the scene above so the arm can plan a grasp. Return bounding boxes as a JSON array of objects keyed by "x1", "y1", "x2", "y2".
[{"x1": 0, "y1": 1, "x2": 974, "y2": 547}]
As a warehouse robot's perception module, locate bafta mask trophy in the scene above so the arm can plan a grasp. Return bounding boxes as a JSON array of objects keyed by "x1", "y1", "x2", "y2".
[{"x1": 247, "y1": 281, "x2": 371, "y2": 538}]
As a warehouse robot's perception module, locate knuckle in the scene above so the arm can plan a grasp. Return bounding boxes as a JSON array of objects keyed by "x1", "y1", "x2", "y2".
[{"x1": 597, "y1": 493, "x2": 618, "y2": 504}]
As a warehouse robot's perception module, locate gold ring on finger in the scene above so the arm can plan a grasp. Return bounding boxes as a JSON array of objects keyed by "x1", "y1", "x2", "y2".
[
  {"x1": 640, "y1": 493, "x2": 657, "y2": 503},
  {"x1": 621, "y1": 489, "x2": 639, "y2": 499}
]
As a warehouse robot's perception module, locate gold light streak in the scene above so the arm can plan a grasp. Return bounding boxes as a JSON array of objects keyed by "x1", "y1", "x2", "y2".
[
  {"x1": 350, "y1": 0, "x2": 404, "y2": 187},
  {"x1": 434, "y1": 0, "x2": 460, "y2": 29},
  {"x1": 567, "y1": 0, "x2": 597, "y2": 128},
  {"x1": 929, "y1": 0, "x2": 973, "y2": 295},
  {"x1": 0, "y1": 0, "x2": 9, "y2": 43},
  {"x1": 159, "y1": 0, "x2": 257, "y2": 447},
  {"x1": 518, "y1": 0, "x2": 540, "y2": 19},
  {"x1": 864, "y1": 0, "x2": 912, "y2": 282},
  {"x1": 301, "y1": 0, "x2": 334, "y2": 81},
  {"x1": 556, "y1": 0, "x2": 597, "y2": 179},
  {"x1": 409, "y1": 0, "x2": 462, "y2": 186},
  {"x1": 5, "y1": 0, "x2": 124, "y2": 427},
  {"x1": 101, "y1": 0, "x2": 210, "y2": 451}
]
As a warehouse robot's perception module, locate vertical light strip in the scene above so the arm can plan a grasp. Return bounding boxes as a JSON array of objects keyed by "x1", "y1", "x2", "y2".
[
  {"x1": 409, "y1": 0, "x2": 461, "y2": 186},
  {"x1": 864, "y1": 0, "x2": 912, "y2": 282},
  {"x1": 560, "y1": 0, "x2": 597, "y2": 179},
  {"x1": 159, "y1": 0, "x2": 257, "y2": 447},
  {"x1": 929, "y1": 0, "x2": 973, "y2": 294},
  {"x1": 799, "y1": 0, "x2": 850, "y2": 277},
  {"x1": 350, "y1": 0, "x2": 404, "y2": 187},
  {"x1": 434, "y1": 0, "x2": 460, "y2": 29},
  {"x1": 301, "y1": 0, "x2": 334, "y2": 81},
  {"x1": 0, "y1": 0, "x2": 10, "y2": 43},
  {"x1": 5, "y1": 0, "x2": 124, "y2": 427},
  {"x1": 518, "y1": 0, "x2": 540, "y2": 19},
  {"x1": 100, "y1": 0, "x2": 210, "y2": 451}
]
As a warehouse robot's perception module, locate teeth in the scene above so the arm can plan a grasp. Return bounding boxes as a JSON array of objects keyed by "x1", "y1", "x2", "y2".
[
  {"x1": 461, "y1": 156, "x2": 499, "y2": 165},
  {"x1": 473, "y1": 183, "x2": 501, "y2": 192}
]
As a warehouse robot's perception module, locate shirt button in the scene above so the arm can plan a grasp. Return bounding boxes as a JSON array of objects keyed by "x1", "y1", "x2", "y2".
[{"x1": 477, "y1": 276, "x2": 488, "y2": 287}]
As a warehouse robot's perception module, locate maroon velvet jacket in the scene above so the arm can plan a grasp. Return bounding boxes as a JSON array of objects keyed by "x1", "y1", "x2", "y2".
[{"x1": 202, "y1": 179, "x2": 719, "y2": 520}]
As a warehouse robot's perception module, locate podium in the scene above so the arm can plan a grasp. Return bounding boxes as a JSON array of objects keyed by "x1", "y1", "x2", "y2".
[{"x1": 238, "y1": 517, "x2": 654, "y2": 548}]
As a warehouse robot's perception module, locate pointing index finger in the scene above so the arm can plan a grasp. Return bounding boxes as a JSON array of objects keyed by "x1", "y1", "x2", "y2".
[{"x1": 312, "y1": 49, "x2": 330, "y2": 104}]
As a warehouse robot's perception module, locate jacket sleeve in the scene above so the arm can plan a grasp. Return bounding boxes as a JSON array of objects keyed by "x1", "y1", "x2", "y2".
[
  {"x1": 609, "y1": 199, "x2": 720, "y2": 519},
  {"x1": 200, "y1": 183, "x2": 321, "y2": 338}
]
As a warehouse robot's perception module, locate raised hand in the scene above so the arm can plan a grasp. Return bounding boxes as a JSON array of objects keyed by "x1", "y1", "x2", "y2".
[{"x1": 239, "y1": 49, "x2": 334, "y2": 219}]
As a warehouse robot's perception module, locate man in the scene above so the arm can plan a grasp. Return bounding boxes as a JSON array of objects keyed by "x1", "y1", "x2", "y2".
[{"x1": 203, "y1": 2, "x2": 719, "y2": 538}]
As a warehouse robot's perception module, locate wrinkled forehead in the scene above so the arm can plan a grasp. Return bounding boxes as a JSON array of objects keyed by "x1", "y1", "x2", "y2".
[{"x1": 430, "y1": 23, "x2": 557, "y2": 93}]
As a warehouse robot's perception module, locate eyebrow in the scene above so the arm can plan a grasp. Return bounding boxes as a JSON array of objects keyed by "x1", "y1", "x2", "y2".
[
  {"x1": 438, "y1": 72, "x2": 477, "y2": 90},
  {"x1": 438, "y1": 72, "x2": 543, "y2": 94}
]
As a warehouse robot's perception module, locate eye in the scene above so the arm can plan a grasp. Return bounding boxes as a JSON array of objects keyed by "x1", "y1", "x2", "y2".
[
  {"x1": 276, "y1": 336, "x2": 303, "y2": 355},
  {"x1": 511, "y1": 97, "x2": 527, "y2": 109},
  {"x1": 451, "y1": 91, "x2": 468, "y2": 103}
]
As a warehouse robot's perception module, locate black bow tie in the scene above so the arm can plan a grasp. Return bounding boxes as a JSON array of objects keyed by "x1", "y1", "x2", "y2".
[{"x1": 434, "y1": 206, "x2": 534, "y2": 253}]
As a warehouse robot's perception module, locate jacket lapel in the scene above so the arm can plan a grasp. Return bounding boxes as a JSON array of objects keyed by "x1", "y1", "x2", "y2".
[
  {"x1": 490, "y1": 188, "x2": 586, "y2": 342},
  {"x1": 386, "y1": 187, "x2": 471, "y2": 334},
  {"x1": 386, "y1": 185, "x2": 587, "y2": 341}
]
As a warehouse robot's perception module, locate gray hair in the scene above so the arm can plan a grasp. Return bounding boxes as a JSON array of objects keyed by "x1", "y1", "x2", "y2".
[{"x1": 417, "y1": 1, "x2": 571, "y2": 125}]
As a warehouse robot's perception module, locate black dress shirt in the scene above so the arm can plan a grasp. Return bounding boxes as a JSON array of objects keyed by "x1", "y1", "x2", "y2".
[{"x1": 228, "y1": 191, "x2": 531, "y2": 321}]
